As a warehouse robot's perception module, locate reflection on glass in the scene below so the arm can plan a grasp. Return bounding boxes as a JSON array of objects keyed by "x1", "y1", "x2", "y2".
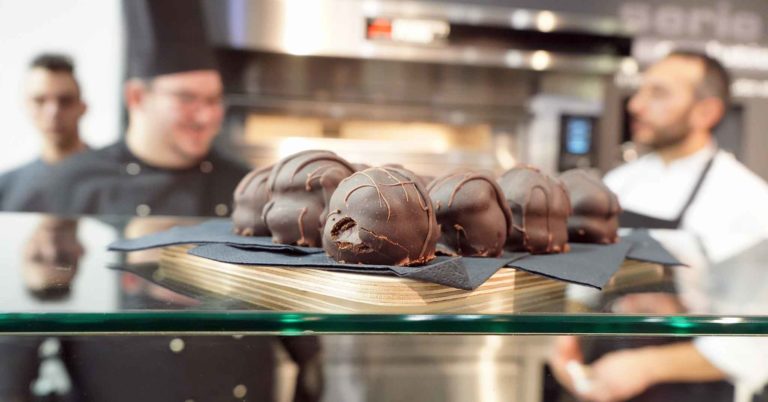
[
  {"x1": 22, "y1": 217, "x2": 82, "y2": 300},
  {"x1": 120, "y1": 216, "x2": 203, "y2": 308}
]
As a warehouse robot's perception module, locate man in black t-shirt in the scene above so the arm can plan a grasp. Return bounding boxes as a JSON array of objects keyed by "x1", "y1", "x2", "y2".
[{"x1": 0, "y1": 54, "x2": 89, "y2": 211}]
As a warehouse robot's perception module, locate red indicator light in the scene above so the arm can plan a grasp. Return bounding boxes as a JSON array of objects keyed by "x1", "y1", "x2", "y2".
[{"x1": 367, "y1": 18, "x2": 392, "y2": 39}]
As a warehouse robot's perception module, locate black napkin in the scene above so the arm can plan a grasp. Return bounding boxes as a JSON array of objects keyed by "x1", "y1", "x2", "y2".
[
  {"x1": 108, "y1": 220, "x2": 323, "y2": 254},
  {"x1": 623, "y1": 229, "x2": 682, "y2": 266},
  {"x1": 187, "y1": 244, "x2": 523, "y2": 291},
  {"x1": 188, "y1": 242, "x2": 635, "y2": 290},
  {"x1": 108, "y1": 220, "x2": 682, "y2": 290},
  {"x1": 187, "y1": 236, "x2": 678, "y2": 290},
  {"x1": 503, "y1": 232, "x2": 681, "y2": 288},
  {"x1": 506, "y1": 241, "x2": 633, "y2": 288}
]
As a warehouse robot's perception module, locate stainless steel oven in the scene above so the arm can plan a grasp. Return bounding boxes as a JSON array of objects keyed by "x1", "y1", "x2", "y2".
[{"x1": 203, "y1": 0, "x2": 633, "y2": 176}]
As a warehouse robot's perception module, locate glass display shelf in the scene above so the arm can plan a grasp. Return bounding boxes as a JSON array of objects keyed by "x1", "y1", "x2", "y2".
[{"x1": 1, "y1": 212, "x2": 766, "y2": 336}]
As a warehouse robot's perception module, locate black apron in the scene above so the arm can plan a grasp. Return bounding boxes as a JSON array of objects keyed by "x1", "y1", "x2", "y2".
[
  {"x1": 619, "y1": 152, "x2": 716, "y2": 230},
  {"x1": 580, "y1": 152, "x2": 736, "y2": 402}
]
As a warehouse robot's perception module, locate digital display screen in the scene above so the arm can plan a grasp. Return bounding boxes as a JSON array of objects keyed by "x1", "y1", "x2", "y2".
[
  {"x1": 367, "y1": 18, "x2": 450, "y2": 44},
  {"x1": 564, "y1": 116, "x2": 592, "y2": 155}
]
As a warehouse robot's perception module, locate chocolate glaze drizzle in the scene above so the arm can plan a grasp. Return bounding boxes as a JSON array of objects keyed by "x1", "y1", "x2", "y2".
[
  {"x1": 559, "y1": 169, "x2": 621, "y2": 244},
  {"x1": 498, "y1": 166, "x2": 571, "y2": 254},
  {"x1": 261, "y1": 150, "x2": 356, "y2": 247},
  {"x1": 323, "y1": 166, "x2": 439, "y2": 266},
  {"x1": 232, "y1": 166, "x2": 272, "y2": 236},
  {"x1": 427, "y1": 170, "x2": 513, "y2": 257}
]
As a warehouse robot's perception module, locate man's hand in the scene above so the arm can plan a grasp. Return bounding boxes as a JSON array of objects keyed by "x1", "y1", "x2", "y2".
[
  {"x1": 549, "y1": 337, "x2": 725, "y2": 402},
  {"x1": 580, "y1": 348, "x2": 656, "y2": 402},
  {"x1": 548, "y1": 336, "x2": 586, "y2": 397},
  {"x1": 549, "y1": 336, "x2": 653, "y2": 402}
]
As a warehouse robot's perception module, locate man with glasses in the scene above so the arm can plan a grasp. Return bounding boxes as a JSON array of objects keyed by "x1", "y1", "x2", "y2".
[
  {"x1": 16, "y1": 1, "x2": 322, "y2": 402},
  {"x1": 0, "y1": 54, "x2": 89, "y2": 211},
  {"x1": 31, "y1": 61, "x2": 247, "y2": 217}
]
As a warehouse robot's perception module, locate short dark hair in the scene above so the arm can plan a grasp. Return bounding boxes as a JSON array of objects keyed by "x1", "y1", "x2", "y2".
[
  {"x1": 667, "y1": 50, "x2": 731, "y2": 107},
  {"x1": 28, "y1": 53, "x2": 81, "y2": 96},
  {"x1": 29, "y1": 53, "x2": 76, "y2": 74}
]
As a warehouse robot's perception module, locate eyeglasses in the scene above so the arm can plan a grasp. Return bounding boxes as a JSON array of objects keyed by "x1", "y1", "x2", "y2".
[{"x1": 149, "y1": 89, "x2": 225, "y2": 111}]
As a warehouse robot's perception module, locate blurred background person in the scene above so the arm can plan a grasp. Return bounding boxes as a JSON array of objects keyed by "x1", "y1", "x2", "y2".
[
  {"x1": 30, "y1": 1, "x2": 247, "y2": 217},
  {"x1": 32, "y1": 64, "x2": 246, "y2": 216},
  {"x1": 549, "y1": 51, "x2": 768, "y2": 402},
  {"x1": 19, "y1": 2, "x2": 322, "y2": 401},
  {"x1": 0, "y1": 54, "x2": 88, "y2": 211},
  {"x1": 607, "y1": 50, "x2": 768, "y2": 261}
]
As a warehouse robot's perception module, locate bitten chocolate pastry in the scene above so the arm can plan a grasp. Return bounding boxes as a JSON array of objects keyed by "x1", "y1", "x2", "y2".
[
  {"x1": 559, "y1": 169, "x2": 621, "y2": 244},
  {"x1": 323, "y1": 166, "x2": 439, "y2": 266},
  {"x1": 427, "y1": 170, "x2": 512, "y2": 257},
  {"x1": 498, "y1": 166, "x2": 571, "y2": 254},
  {"x1": 262, "y1": 150, "x2": 356, "y2": 247},
  {"x1": 232, "y1": 166, "x2": 272, "y2": 236}
]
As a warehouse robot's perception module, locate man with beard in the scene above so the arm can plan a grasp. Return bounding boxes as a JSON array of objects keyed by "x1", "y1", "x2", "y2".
[
  {"x1": 549, "y1": 51, "x2": 768, "y2": 402},
  {"x1": 0, "y1": 54, "x2": 88, "y2": 211},
  {"x1": 606, "y1": 50, "x2": 768, "y2": 258}
]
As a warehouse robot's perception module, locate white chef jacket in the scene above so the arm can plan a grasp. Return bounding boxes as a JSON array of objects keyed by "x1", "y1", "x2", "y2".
[
  {"x1": 604, "y1": 143, "x2": 768, "y2": 396},
  {"x1": 604, "y1": 143, "x2": 768, "y2": 263}
]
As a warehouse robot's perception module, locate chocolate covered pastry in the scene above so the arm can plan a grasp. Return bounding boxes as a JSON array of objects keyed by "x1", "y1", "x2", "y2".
[
  {"x1": 427, "y1": 170, "x2": 512, "y2": 257},
  {"x1": 323, "y1": 166, "x2": 439, "y2": 266},
  {"x1": 559, "y1": 169, "x2": 621, "y2": 244},
  {"x1": 498, "y1": 166, "x2": 571, "y2": 254},
  {"x1": 262, "y1": 150, "x2": 356, "y2": 247},
  {"x1": 351, "y1": 163, "x2": 371, "y2": 171},
  {"x1": 232, "y1": 166, "x2": 272, "y2": 236},
  {"x1": 381, "y1": 163, "x2": 431, "y2": 187},
  {"x1": 420, "y1": 175, "x2": 436, "y2": 186}
]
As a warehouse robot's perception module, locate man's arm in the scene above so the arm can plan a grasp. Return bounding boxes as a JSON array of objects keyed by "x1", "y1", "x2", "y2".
[
  {"x1": 550, "y1": 337, "x2": 727, "y2": 402},
  {"x1": 582, "y1": 341, "x2": 725, "y2": 402}
]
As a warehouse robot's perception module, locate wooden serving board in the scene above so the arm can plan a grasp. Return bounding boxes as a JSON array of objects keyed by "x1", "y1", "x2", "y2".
[{"x1": 156, "y1": 246, "x2": 664, "y2": 314}]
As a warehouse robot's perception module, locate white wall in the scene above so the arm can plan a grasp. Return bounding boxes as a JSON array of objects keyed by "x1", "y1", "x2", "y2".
[{"x1": 0, "y1": 0, "x2": 123, "y2": 171}]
